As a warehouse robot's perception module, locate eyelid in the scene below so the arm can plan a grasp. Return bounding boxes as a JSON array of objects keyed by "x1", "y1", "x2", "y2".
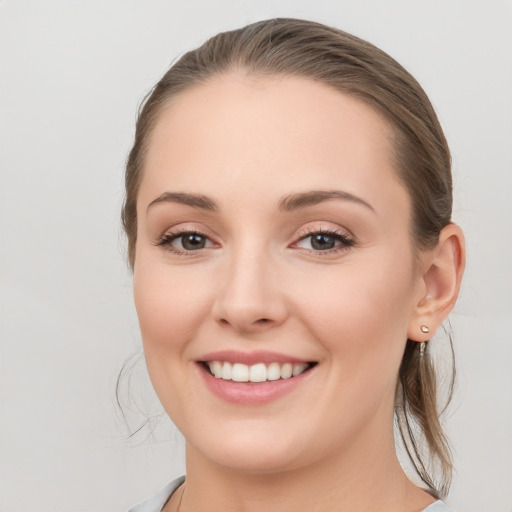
[
  {"x1": 153, "y1": 222, "x2": 356, "y2": 256},
  {"x1": 291, "y1": 224, "x2": 356, "y2": 254},
  {"x1": 155, "y1": 222, "x2": 218, "y2": 241},
  {"x1": 154, "y1": 224, "x2": 219, "y2": 255},
  {"x1": 295, "y1": 223, "x2": 353, "y2": 239},
  {"x1": 295, "y1": 223, "x2": 354, "y2": 242}
]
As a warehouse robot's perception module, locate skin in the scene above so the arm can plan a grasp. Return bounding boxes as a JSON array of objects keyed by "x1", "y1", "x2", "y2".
[{"x1": 133, "y1": 73, "x2": 465, "y2": 512}]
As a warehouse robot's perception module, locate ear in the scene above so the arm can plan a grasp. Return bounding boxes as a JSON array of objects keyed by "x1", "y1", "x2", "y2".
[{"x1": 408, "y1": 223, "x2": 466, "y2": 342}]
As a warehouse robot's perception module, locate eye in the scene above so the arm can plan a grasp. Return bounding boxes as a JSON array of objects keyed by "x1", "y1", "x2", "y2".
[
  {"x1": 155, "y1": 231, "x2": 214, "y2": 254},
  {"x1": 294, "y1": 229, "x2": 354, "y2": 253}
]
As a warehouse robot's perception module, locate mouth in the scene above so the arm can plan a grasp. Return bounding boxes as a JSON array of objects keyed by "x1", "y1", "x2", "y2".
[
  {"x1": 196, "y1": 350, "x2": 318, "y2": 404},
  {"x1": 201, "y1": 360, "x2": 317, "y2": 383}
]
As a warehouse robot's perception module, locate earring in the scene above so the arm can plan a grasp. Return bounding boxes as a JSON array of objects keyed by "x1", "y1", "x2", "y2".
[
  {"x1": 420, "y1": 341, "x2": 426, "y2": 357},
  {"x1": 420, "y1": 325, "x2": 430, "y2": 334}
]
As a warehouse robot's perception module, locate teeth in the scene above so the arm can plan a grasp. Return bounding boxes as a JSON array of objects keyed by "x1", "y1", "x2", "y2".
[
  {"x1": 249, "y1": 363, "x2": 267, "y2": 382},
  {"x1": 231, "y1": 363, "x2": 249, "y2": 382},
  {"x1": 280, "y1": 363, "x2": 293, "y2": 379},
  {"x1": 221, "y1": 362, "x2": 232, "y2": 380},
  {"x1": 293, "y1": 363, "x2": 308, "y2": 376},
  {"x1": 207, "y1": 361, "x2": 310, "y2": 382},
  {"x1": 267, "y1": 362, "x2": 281, "y2": 381},
  {"x1": 210, "y1": 361, "x2": 222, "y2": 378}
]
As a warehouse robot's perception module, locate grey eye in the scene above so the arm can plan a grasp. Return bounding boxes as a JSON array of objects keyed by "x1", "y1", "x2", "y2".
[
  {"x1": 294, "y1": 230, "x2": 353, "y2": 253},
  {"x1": 180, "y1": 233, "x2": 207, "y2": 250},
  {"x1": 310, "y1": 234, "x2": 336, "y2": 250}
]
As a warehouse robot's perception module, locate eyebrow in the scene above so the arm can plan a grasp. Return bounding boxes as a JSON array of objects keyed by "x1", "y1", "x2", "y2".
[
  {"x1": 147, "y1": 192, "x2": 218, "y2": 212},
  {"x1": 146, "y1": 189, "x2": 374, "y2": 214},
  {"x1": 278, "y1": 190, "x2": 375, "y2": 213}
]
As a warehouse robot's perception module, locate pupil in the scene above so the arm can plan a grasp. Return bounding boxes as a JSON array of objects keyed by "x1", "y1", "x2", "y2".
[
  {"x1": 182, "y1": 234, "x2": 205, "y2": 250},
  {"x1": 311, "y1": 234, "x2": 335, "y2": 250}
]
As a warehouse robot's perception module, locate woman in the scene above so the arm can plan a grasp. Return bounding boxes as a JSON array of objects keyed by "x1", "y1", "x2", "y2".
[{"x1": 123, "y1": 18, "x2": 465, "y2": 512}]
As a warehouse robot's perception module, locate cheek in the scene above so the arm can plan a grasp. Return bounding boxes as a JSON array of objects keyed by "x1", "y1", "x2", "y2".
[
  {"x1": 133, "y1": 261, "x2": 210, "y2": 363},
  {"x1": 133, "y1": 260, "x2": 215, "y2": 425},
  {"x1": 296, "y1": 256, "x2": 416, "y2": 374}
]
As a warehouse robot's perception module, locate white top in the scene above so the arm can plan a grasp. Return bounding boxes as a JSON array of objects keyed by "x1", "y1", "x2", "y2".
[{"x1": 128, "y1": 476, "x2": 455, "y2": 512}]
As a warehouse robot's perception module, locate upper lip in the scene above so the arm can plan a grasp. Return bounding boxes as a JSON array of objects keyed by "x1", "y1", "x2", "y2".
[{"x1": 198, "y1": 350, "x2": 313, "y2": 366}]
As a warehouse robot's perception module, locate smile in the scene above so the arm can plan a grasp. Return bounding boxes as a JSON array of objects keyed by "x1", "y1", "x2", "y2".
[
  {"x1": 205, "y1": 361, "x2": 312, "y2": 382},
  {"x1": 197, "y1": 350, "x2": 318, "y2": 404}
]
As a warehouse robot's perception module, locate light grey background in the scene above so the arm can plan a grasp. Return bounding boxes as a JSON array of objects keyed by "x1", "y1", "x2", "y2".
[{"x1": 1, "y1": 1, "x2": 511, "y2": 511}]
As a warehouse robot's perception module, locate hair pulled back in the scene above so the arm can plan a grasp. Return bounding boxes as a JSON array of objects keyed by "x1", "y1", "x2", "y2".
[{"x1": 122, "y1": 18, "x2": 454, "y2": 498}]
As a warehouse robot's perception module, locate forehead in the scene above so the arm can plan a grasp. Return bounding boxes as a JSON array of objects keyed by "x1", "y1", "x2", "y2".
[{"x1": 139, "y1": 73, "x2": 408, "y2": 217}]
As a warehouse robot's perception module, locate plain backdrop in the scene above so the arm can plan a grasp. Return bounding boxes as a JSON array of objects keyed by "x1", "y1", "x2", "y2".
[{"x1": 1, "y1": 1, "x2": 511, "y2": 511}]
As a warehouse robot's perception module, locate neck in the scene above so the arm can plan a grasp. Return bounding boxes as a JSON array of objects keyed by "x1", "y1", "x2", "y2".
[{"x1": 175, "y1": 432, "x2": 434, "y2": 512}]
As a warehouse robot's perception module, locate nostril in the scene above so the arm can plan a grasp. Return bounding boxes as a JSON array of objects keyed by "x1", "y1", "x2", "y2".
[{"x1": 216, "y1": 315, "x2": 277, "y2": 332}]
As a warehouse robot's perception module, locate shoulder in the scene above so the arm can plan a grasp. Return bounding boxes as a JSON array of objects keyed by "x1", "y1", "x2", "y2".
[
  {"x1": 128, "y1": 476, "x2": 185, "y2": 512},
  {"x1": 423, "y1": 500, "x2": 455, "y2": 511}
]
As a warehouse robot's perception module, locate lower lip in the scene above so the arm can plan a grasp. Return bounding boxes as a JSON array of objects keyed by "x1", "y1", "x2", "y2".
[{"x1": 198, "y1": 364, "x2": 314, "y2": 405}]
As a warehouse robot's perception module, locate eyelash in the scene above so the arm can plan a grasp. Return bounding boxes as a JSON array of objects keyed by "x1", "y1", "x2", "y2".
[
  {"x1": 294, "y1": 227, "x2": 355, "y2": 255},
  {"x1": 154, "y1": 227, "x2": 355, "y2": 256},
  {"x1": 154, "y1": 230, "x2": 214, "y2": 255}
]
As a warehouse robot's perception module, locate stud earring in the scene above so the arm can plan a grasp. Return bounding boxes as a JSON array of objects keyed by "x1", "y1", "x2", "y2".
[{"x1": 420, "y1": 325, "x2": 430, "y2": 334}]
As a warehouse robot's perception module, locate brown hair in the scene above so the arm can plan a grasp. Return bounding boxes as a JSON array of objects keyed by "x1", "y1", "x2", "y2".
[{"x1": 122, "y1": 18, "x2": 454, "y2": 497}]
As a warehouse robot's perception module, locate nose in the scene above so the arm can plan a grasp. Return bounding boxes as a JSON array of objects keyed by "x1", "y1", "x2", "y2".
[{"x1": 211, "y1": 248, "x2": 289, "y2": 334}]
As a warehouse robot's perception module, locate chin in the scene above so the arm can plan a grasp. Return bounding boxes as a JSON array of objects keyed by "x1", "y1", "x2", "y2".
[
  {"x1": 210, "y1": 448, "x2": 304, "y2": 476},
  {"x1": 188, "y1": 423, "x2": 309, "y2": 474}
]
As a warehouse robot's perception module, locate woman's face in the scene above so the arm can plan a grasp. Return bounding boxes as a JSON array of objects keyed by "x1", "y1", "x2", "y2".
[{"x1": 134, "y1": 74, "x2": 427, "y2": 473}]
